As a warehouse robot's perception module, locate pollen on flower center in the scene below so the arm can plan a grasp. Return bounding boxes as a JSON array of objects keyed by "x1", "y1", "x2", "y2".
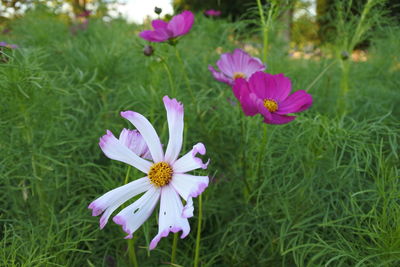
[
  {"x1": 148, "y1": 162, "x2": 173, "y2": 187},
  {"x1": 233, "y1": 72, "x2": 246, "y2": 79},
  {"x1": 263, "y1": 99, "x2": 278, "y2": 112}
]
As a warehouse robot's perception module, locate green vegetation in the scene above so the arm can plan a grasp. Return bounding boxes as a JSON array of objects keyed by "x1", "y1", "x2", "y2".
[{"x1": 1, "y1": 5, "x2": 400, "y2": 267}]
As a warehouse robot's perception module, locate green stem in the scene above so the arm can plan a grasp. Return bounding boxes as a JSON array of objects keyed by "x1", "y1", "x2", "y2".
[
  {"x1": 306, "y1": 60, "x2": 336, "y2": 92},
  {"x1": 160, "y1": 57, "x2": 176, "y2": 97},
  {"x1": 338, "y1": 60, "x2": 350, "y2": 115},
  {"x1": 124, "y1": 166, "x2": 138, "y2": 267},
  {"x1": 240, "y1": 116, "x2": 251, "y2": 198},
  {"x1": 256, "y1": 0, "x2": 267, "y2": 63},
  {"x1": 256, "y1": 124, "x2": 268, "y2": 185},
  {"x1": 194, "y1": 194, "x2": 203, "y2": 267},
  {"x1": 175, "y1": 47, "x2": 195, "y2": 100},
  {"x1": 171, "y1": 233, "x2": 178, "y2": 264}
]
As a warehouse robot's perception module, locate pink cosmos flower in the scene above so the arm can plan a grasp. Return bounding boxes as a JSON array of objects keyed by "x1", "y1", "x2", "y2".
[
  {"x1": 208, "y1": 49, "x2": 266, "y2": 86},
  {"x1": 233, "y1": 71, "x2": 313, "y2": 124},
  {"x1": 89, "y1": 96, "x2": 209, "y2": 250},
  {"x1": 0, "y1": 41, "x2": 18, "y2": 49},
  {"x1": 139, "y1": 11, "x2": 194, "y2": 43},
  {"x1": 204, "y1": 9, "x2": 221, "y2": 17}
]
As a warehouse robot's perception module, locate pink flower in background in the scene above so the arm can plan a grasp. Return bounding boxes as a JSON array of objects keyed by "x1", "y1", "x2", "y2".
[
  {"x1": 139, "y1": 11, "x2": 194, "y2": 43},
  {"x1": 0, "y1": 41, "x2": 18, "y2": 49},
  {"x1": 208, "y1": 49, "x2": 265, "y2": 86},
  {"x1": 204, "y1": 9, "x2": 221, "y2": 17},
  {"x1": 77, "y1": 10, "x2": 91, "y2": 18},
  {"x1": 89, "y1": 96, "x2": 209, "y2": 250},
  {"x1": 233, "y1": 71, "x2": 312, "y2": 124}
]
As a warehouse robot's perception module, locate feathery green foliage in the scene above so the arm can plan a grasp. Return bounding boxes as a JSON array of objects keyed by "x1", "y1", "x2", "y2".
[{"x1": 1, "y1": 6, "x2": 400, "y2": 266}]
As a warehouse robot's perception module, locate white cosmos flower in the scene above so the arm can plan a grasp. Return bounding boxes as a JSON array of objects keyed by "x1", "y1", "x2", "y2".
[{"x1": 88, "y1": 96, "x2": 209, "y2": 250}]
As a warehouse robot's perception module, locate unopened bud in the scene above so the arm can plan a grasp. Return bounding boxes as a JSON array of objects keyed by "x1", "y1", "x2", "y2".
[
  {"x1": 154, "y1": 7, "x2": 162, "y2": 15},
  {"x1": 341, "y1": 51, "x2": 349, "y2": 60},
  {"x1": 143, "y1": 45, "x2": 154, "y2": 56}
]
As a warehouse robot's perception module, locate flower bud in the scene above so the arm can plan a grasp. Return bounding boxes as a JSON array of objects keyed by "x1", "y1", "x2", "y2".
[
  {"x1": 154, "y1": 7, "x2": 162, "y2": 15},
  {"x1": 341, "y1": 51, "x2": 349, "y2": 60},
  {"x1": 143, "y1": 45, "x2": 154, "y2": 56}
]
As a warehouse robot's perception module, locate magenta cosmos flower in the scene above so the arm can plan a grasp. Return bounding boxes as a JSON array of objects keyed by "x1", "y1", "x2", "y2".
[
  {"x1": 208, "y1": 49, "x2": 265, "y2": 86},
  {"x1": 233, "y1": 71, "x2": 313, "y2": 124},
  {"x1": 89, "y1": 96, "x2": 209, "y2": 250},
  {"x1": 139, "y1": 11, "x2": 194, "y2": 43},
  {"x1": 204, "y1": 9, "x2": 221, "y2": 17}
]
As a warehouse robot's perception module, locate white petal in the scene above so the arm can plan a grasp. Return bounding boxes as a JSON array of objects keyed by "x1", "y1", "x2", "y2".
[
  {"x1": 119, "y1": 128, "x2": 152, "y2": 160},
  {"x1": 88, "y1": 177, "x2": 151, "y2": 229},
  {"x1": 113, "y1": 186, "x2": 161, "y2": 239},
  {"x1": 182, "y1": 197, "x2": 193, "y2": 218},
  {"x1": 171, "y1": 174, "x2": 209, "y2": 200},
  {"x1": 173, "y1": 143, "x2": 209, "y2": 173},
  {"x1": 163, "y1": 96, "x2": 184, "y2": 164},
  {"x1": 99, "y1": 130, "x2": 152, "y2": 173},
  {"x1": 121, "y1": 111, "x2": 164, "y2": 163},
  {"x1": 149, "y1": 185, "x2": 190, "y2": 250}
]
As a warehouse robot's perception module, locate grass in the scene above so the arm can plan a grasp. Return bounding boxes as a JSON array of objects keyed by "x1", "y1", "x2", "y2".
[{"x1": 1, "y1": 6, "x2": 400, "y2": 266}]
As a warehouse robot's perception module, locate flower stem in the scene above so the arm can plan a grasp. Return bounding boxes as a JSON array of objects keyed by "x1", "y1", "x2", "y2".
[
  {"x1": 160, "y1": 56, "x2": 176, "y2": 97},
  {"x1": 256, "y1": 124, "x2": 268, "y2": 185},
  {"x1": 306, "y1": 60, "x2": 336, "y2": 92},
  {"x1": 171, "y1": 233, "x2": 178, "y2": 264},
  {"x1": 175, "y1": 47, "x2": 195, "y2": 101},
  {"x1": 256, "y1": 0, "x2": 275, "y2": 63},
  {"x1": 123, "y1": 166, "x2": 138, "y2": 267},
  {"x1": 194, "y1": 194, "x2": 203, "y2": 267},
  {"x1": 240, "y1": 115, "x2": 251, "y2": 199}
]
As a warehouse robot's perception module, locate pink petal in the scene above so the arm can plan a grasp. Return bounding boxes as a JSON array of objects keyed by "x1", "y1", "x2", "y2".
[
  {"x1": 265, "y1": 113, "x2": 296, "y2": 124},
  {"x1": 99, "y1": 130, "x2": 152, "y2": 173},
  {"x1": 149, "y1": 185, "x2": 190, "y2": 250},
  {"x1": 172, "y1": 143, "x2": 209, "y2": 173},
  {"x1": 139, "y1": 29, "x2": 170, "y2": 42},
  {"x1": 167, "y1": 10, "x2": 194, "y2": 37},
  {"x1": 119, "y1": 129, "x2": 152, "y2": 160},
  {"x1": 152, "y1": 19, "x2": 168, "y2": 29},
  {"x1": 208, "y1": 65, "x2": 233, "y2": 85},
  {"x1": 88, "y1": 177, "x2": 151, "y2": 229},
  {"x1": 276, "y1": 90, "x2": 313, "y2": 114},
  {"x1": 113, "y1": 186, "x2": 161, "y2": 239},
  {"x1": 233, "y1": 78, "x2": 258, "y2": 116},
  {"x1": 121, "y1": 111, "x2": 164, "y2": 163},
  {"x1": 216, "y1": 52, "x2": 235, "y2": 77},
  {"x1": 163, "y1": 96, "x2": 184, "y2": 164}
]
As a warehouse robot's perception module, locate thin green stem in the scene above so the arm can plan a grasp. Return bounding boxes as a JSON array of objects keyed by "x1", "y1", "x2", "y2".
[
  {"x1": 123, "y1": 166, "x2": 138, "y2": 267},
  {"x1": 171, "y1": 233, "x2": 178, "y2": 264},
  {"x1": 194, "y1": 194, "x2": 203, "y2": 267},
  {"x1": 175, "y1": 47, "x2": 195, "y2": 101},
  {"x1": 256, "y1": 0, "x2": 267, "y2": 63},
  {"x1": 256, "y1": 124, "x2": 268, "y2": 185},
  {"x1": 160, "y1": 56, "x2": 176, "y2": 97},
  {"x1": 240, "y1": 115, "x2": 251, "y2": 198},
  {"x1": 306, "y1": 60, "x2": 336, "y2": 92}
]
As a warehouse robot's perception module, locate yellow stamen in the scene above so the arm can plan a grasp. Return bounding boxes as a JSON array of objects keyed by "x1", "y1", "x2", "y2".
[
  {"x1": 263, "y1": 99, "x2": 278, "y2": 112},
  {"x1": 148, "y1": 162, "x2": 173, "y2": 187},
  {"x1": 233, "y1": 72, "x2": 246, "y2": 79}
]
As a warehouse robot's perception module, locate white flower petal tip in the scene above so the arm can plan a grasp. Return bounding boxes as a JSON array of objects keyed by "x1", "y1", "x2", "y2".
[
  {"x1": 149, "y1": 226, "x2": 189, "y2": 250},
  {"x1": 120, "y1": 110, "x2": 136, "y2": 119},
  {"x1": 113, "y1": 215, "x2": 133, "y2": 239},
  {"x1": 98, "y1": 130, "x2": 114, "y2": 149},
  {"x1": 172, "y1": 143, "x2": 210, "y2": 173},
  {"x1": 182, "y1": 198, "x2": 194, "y2": 218},
  {"x1": 88, "y1": 201, "x2": 103, "y2": 217},
  {"x1": 163, "y1": 95, "x2": 184, "y2": 114},
  {"x1": 191, "y1": 143, "x2": 210, "y2": 170}
]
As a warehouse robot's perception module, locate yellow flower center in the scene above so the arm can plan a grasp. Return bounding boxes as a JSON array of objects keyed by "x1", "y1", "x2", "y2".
[
  {"x1": 233, "y1": 72, "x2": 246, "y2": 79},
  {"x1": 263, "y1": 99, "x2": 278, "y2": 112},
  {"x1": 148, "y1": 162, "x2": 173, "y2": 187}
]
